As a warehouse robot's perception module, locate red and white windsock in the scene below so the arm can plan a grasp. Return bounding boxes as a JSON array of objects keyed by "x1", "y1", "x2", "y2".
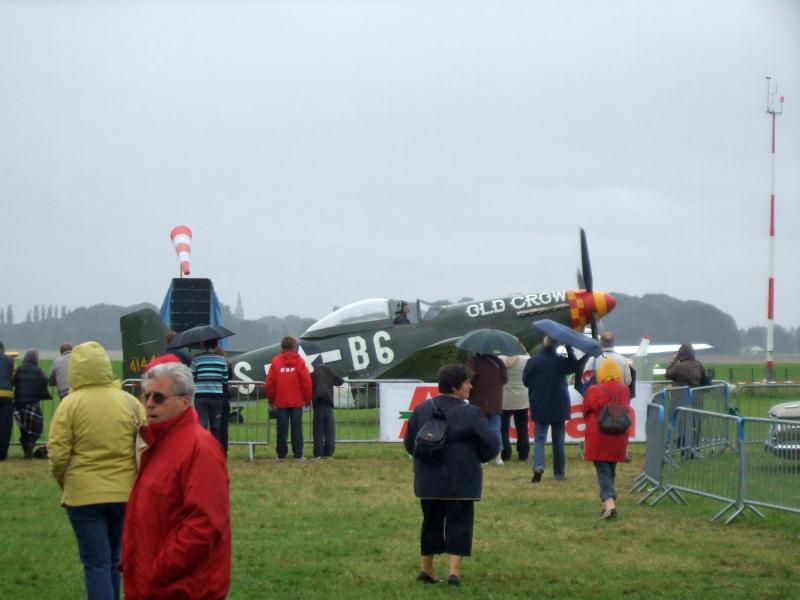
[{"x1": 170, "y1": 225, "x2": 192, "y2": 276}]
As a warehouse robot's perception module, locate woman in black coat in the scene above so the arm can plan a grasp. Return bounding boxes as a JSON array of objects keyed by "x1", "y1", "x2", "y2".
[
  {"x1": 13, "y1": 350, "x2": 51, "y2": 458},
  {"x1": 403, "y1": 364, "x2": 499, "y2": 586}
]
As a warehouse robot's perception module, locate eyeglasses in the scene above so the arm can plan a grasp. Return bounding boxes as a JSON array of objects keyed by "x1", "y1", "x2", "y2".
[{"x1": 143, "y1": 391, "x2": 182, "y2": 404}]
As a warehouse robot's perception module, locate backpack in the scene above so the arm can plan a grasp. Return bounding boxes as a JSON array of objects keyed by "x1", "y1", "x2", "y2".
[
  {"x1": 413, "y1": 398, "x2": 449, "y2": 462},
  {"x1": 597, "y1": 389, "x2": 631, "y2": 436}
]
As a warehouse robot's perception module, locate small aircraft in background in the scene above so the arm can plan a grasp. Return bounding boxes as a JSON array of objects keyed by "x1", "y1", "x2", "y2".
[
  {"x1": 121, "y1": 229, "x2": 616, "y2": 385},
  {"x1": 618, "y1": 336, "x2": 712, "y2": 379}
]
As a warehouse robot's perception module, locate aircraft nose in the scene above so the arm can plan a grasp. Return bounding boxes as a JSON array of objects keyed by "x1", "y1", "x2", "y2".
[
  {"x1": 567, "y1": 290, "x2": 616, "y2": 331},
  {"x1": 594, "y1": 292, "x2": 616, "y2": 318}
]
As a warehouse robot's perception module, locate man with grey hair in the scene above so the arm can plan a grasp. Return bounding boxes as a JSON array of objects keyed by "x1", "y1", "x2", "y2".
[
  {"x1": 584, "y1": 332, "x2": 632, "y2": 387},
  {"x1": 121, "y1": 362, "x2": 231, "y2": 600}
]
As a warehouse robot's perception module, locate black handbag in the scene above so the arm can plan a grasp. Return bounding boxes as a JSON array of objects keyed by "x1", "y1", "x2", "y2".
[
  {"x1": 413, "y1": 398, "x2": 449, "y2": 462},
  {"x1": 597, "y1": 389, "x2": 631, "y2": 436}
]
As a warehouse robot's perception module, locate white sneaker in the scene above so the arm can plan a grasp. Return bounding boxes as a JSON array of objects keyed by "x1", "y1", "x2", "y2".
[{"x1": 494, "y1": 456, "x2": 504, "y2": 466}]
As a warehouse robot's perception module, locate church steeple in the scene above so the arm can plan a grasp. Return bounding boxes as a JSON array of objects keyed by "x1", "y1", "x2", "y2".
[{"x1": 234, "y1": 292, "x2": 244, "y2": 319}]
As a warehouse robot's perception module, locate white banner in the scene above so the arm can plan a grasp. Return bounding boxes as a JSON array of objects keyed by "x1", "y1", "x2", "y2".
[{"x1": 379, "y1": 382, "x2": 653, "y2": 443}]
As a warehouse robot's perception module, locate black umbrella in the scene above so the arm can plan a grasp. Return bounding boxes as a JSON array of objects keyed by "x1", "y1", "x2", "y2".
[
  {"x1": 166, "y1": 324, "x2": 235, "y2": 349},
  {"x1": 455, "y1": 329, "x2": 526, "y2": 356}
]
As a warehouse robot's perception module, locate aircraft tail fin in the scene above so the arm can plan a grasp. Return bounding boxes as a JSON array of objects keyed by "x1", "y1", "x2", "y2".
[
  {"x1": 635, "y1": 336, "x2": 651, "y2": 357},
  {"x1": 120, "y1": 308, "x2": 169, "y2": 380}
]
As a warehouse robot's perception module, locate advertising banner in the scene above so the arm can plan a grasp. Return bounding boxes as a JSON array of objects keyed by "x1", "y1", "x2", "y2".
[{"x1": 379, "y1": 382, "x2": 653, "y2": 443}]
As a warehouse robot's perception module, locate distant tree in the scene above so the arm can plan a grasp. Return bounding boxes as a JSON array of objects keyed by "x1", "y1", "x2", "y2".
[
  {"x1": 220, "y1": 303, "x2": 233, "y2": 320},
  {"x1": 0, "y1": 307, "x2": 4, "y2": 324},
  {"x1": 26, "y1": 310, "x2": 32, "y2": 322},
  {"x1": 741, "y1": 326, "x2": 766, "y2": 351},
  {"x1": 61, "y1": 305, "x2": 66, "y2": 319},
  {"x1": 46, "y1": 305, "x2": 53, "y2": 320},
  {"x1": 33, "y1": 305, "x2": 40, "y2": 322},
  {"x1": 6, "y1": 305, "x2": 13, "y2": 325}
]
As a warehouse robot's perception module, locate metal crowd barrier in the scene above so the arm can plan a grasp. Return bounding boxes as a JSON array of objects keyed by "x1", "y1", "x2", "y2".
[
  {"x1": 731, "y1": 383, "x2": 800, "y2": 419},
  {"x1": 651, "y1": 407, "x2": 743, "y2": 522},
  {"x1": 630, "y1": 401, "x2": 667, "y2": 504},
  {"x1": 739, "y1": 415, "x2": 800, "y2": 516},
  {"x1": 122, "y1": 377, "x2": 410, "y2": 460},
  {"x1": 634, "y1": 381, "x2": 800, "y2": 523}
]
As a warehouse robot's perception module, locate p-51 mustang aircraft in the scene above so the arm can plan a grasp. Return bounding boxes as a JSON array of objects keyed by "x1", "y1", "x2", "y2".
[{"x1": 121, "y1": 229, "x2": 616, "y2": 384}]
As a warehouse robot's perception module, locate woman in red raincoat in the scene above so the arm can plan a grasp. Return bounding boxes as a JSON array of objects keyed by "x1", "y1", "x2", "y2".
[{"x1": 582, "y1": 359, "x2": 631, "y2": 519}]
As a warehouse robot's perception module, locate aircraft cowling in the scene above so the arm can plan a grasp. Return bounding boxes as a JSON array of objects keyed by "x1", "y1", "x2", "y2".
[{"x1": 566, "y1": 290, "x2": 616, "y2": 331}]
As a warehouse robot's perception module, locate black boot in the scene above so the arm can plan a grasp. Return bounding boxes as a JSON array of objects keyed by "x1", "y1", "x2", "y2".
[{"x1": 22, "y1": 443, "x2": 34, "y2": 459}]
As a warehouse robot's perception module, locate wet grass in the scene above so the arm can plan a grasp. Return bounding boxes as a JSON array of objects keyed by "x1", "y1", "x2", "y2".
[{"x1": 1, "y1": 444, "x2": 798, "y2": 599}]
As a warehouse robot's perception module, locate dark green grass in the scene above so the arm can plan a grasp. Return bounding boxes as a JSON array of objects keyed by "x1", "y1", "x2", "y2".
[{"x1": 1, "y1": 445, "x2": 799, "y2": 599}]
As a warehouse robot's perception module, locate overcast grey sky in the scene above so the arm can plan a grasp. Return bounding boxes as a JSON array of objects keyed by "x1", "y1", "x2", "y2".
[{"x1": 2, "y1": 0, "x2": 798, "y2": 331}]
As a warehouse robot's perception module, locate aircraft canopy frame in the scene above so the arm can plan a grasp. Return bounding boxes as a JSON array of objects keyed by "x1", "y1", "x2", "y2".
[{"x1": 304, "y1": 298, "x2": 442, "y2": 334}]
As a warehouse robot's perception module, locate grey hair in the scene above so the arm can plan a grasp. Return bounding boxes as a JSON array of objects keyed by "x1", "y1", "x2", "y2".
[{"x1": 144, "y1": 362, "x2": 195, "y2": 404}]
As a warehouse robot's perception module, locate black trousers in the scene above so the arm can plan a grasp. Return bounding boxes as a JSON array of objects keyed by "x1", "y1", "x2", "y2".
[
  {"x1": 419, "y1": 499, "x2": 474, "y2": 557},
  {"x1": 0, "y1": 398, "x2": 13, "y2": 460},
  {"x1": 312, "y1": 404, "x2": 335, "y2": 458},
  {"x1": 501, "y1": 409, "x2": 530, "y2": 461}
]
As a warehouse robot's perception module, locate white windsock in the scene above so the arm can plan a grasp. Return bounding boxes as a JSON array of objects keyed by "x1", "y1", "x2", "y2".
[{"x1": 170, "y1": 225, "x2": 192, "y2": 276}]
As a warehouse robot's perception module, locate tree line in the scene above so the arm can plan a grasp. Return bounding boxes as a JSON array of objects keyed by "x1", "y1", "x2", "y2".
[{"x1": 0, "y1": 294, "x2": 798, "y2": 354}]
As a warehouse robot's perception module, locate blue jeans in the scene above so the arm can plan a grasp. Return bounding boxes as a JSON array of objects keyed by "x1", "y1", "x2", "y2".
[
  {"x1": 276, "y1": 407, "x2": 304, "y2": 459},
  {"x1": 66, "y1": 503, "x2": 126, "y2": 600},
  {"x1": 532, "y1": 421, "x2": 566, "y2": 477},
  {"x1": 487, "y1": 413, "x2": 502, "y2": 454},
  {"x1": 195, "y1": 395, "x2": 224, "y2": 447},
  {"x1": 594, "y1": 461, "x2": 617, "y2": 501}
]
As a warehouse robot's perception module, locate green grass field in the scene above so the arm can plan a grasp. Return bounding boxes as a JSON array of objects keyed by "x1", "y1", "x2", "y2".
[
  {"x1": 4, "y1": 359, "x2": 800, "y2": 598},
  {"x1": 1, "y1": 444, "x2": 798, "y2": 599}
]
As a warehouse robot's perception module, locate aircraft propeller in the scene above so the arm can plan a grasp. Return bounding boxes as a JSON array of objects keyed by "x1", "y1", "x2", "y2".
[{"x1": 577, "y1": 227, "x2": 600, "y2": 340}]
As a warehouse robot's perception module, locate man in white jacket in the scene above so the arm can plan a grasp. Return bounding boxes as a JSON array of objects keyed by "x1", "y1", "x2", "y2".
[{"x1": 584, "y1": 332, "x2": 632, "y2": 387}]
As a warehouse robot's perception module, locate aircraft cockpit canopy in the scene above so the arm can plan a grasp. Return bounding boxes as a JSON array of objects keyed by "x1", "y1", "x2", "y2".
[{"x1": 304, "y1": 298, "x2": 441, "y2": 334}]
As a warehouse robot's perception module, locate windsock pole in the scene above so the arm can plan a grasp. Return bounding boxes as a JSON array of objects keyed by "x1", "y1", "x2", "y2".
[
  {"x1": 170, "y1": 225, "x2": 193, "y2": 278},
  {"x1": 765, "y1": 77, "x2": 783, "y2": 382}
]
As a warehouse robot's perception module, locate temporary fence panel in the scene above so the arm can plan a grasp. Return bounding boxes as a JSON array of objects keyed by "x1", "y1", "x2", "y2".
[
  {"x1": 652, "y1": 407, "x2": 743, "y2": 522},
  {"x1": 630, "y1": 402, "x2": 667, "y2": 503},
  {"x1": 732, "y1": 383, "x2": 800, "y2": 419},
  {"x1": 740, "y1": 415, "x2": 800, "y2": 516}
]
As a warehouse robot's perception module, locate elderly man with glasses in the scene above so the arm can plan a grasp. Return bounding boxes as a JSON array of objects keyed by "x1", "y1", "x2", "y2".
[{"x1": 121, "y1": 361, "x2": 231, "y2": 600}]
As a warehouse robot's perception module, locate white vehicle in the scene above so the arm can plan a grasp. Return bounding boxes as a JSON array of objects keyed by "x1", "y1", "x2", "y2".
[{"x1": 765, "y1": 402, "x2": 800, "y2": 458}]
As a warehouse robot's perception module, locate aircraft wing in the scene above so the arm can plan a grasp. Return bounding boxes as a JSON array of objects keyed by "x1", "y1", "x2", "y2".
[
  {"x1": 379, "y1": 337, "x2": 464, "y2": 381},
  {"x1": 615, "y1": 341, "x2": 713, "y2": 356}
]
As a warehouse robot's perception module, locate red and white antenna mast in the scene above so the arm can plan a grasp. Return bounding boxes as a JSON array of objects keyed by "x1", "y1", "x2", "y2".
[{"x1": 765, "y1": 77, "x2": 783, "y2": 382}]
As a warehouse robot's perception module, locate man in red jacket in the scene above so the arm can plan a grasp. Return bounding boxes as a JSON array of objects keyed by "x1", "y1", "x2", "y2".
[
  {"x1": 122, "y1": 362, "x2": 231, "y2": 600},
  {"x1": 266, "y1": 336, "x2": 312, "y2": 460}
]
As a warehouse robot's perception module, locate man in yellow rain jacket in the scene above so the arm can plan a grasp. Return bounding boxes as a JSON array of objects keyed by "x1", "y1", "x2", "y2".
[{"x1": 48, "y1": 341, "x2": 144, "y2": 600}]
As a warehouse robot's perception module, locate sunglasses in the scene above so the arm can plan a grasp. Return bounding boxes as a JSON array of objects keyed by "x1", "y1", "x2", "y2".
[{"x1": 143, "y1": 391, "x2": 182, "y2": 404}]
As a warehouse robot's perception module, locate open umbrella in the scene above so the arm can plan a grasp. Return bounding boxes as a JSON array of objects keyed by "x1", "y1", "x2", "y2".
[
  {"x1": 166, "y1": 324, "x2": 235, "y2": 349},
  {"x1": 531, "y1": 319, "x2": 601, "y2": 357},
  {"x1": 455, "y1": 329, "x2": 526, "y2": 356}
]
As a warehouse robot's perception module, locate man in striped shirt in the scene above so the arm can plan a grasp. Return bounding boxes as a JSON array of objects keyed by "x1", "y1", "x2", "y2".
[{"x1": 190, "y1": 340, "x2": 229, "y2": 448}]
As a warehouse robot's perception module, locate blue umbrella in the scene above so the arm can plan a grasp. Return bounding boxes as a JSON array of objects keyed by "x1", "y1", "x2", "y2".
[
  {"x1": 531, "y1": 319, "x2": 602, "y2": 357},
  {"x1": 455, "y1": 329, "x2": 526, "y2": 356}
]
